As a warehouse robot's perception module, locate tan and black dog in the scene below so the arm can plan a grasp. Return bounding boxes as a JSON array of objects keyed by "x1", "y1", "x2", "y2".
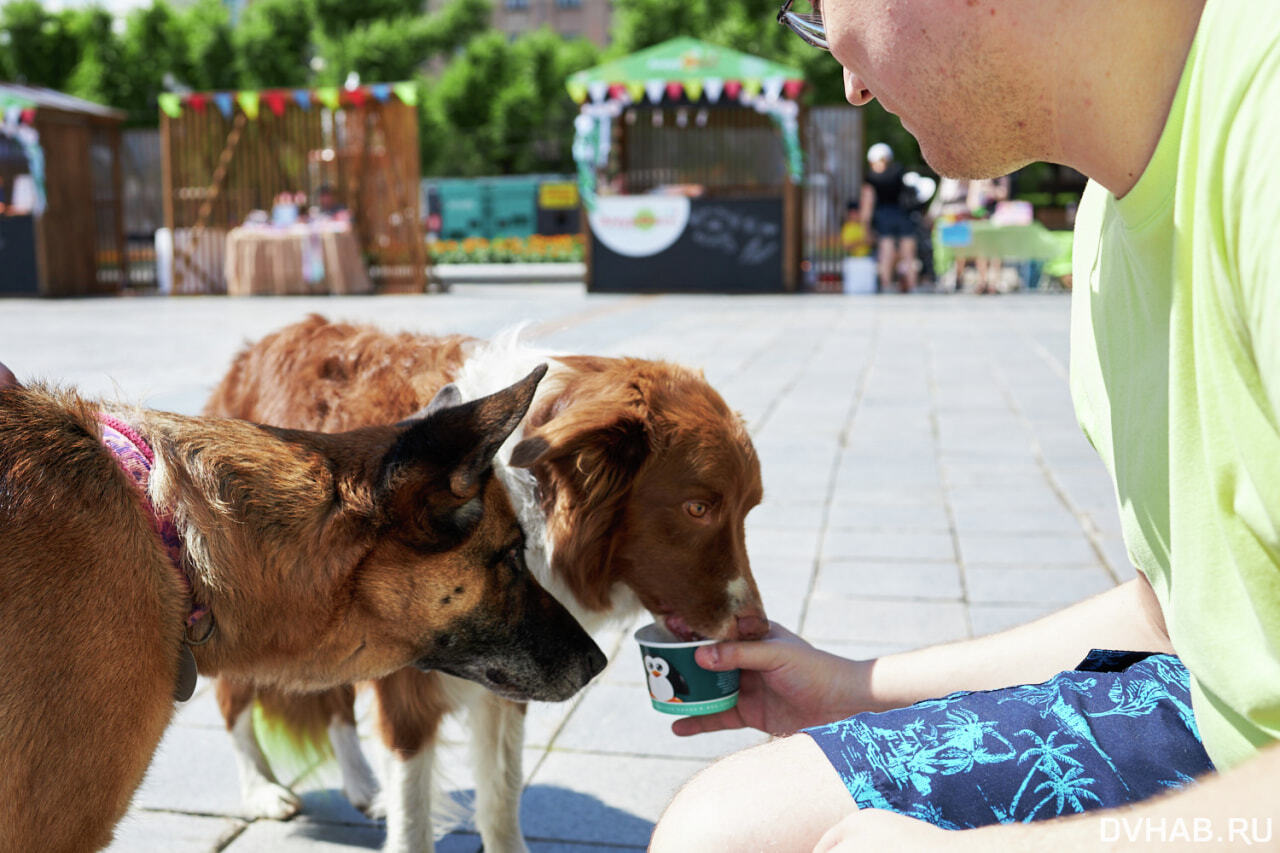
[{"x1": 0, "y1": 365, "x2": 605, "y2": 853}]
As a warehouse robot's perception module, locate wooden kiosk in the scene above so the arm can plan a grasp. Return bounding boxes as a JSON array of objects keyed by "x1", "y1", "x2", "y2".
[
  {"x1": 159, "y1": 83, "x2": 424, "y2": 295},
  {"x1": 0, "y1": 84, "x2": 127, "y2": 297},
  {"x1": 567, "y1": 38, "x2": 806, "y2": 293}
]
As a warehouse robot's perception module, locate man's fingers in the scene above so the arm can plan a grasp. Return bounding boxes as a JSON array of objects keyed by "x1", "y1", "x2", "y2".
[
  {"x1": 671, "y1": 708, "x2": 744, "y2": 737},
  {"x1": 696, "y1": 633, "x2": 796, "y2": 673}
]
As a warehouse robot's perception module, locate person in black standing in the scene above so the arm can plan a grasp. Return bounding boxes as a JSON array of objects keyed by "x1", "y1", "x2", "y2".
[{"x1": 859, "y1": 142, "x2": 918, "y2": 292}]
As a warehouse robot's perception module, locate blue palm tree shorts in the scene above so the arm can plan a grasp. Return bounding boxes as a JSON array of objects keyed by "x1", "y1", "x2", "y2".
[{"x1": 803, "y1": 651, "x2": 1215, "y2": 828}]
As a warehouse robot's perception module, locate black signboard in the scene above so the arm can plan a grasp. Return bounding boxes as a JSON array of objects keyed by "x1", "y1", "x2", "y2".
[
  {"x1": 0, "y1": 215, "x2": 38, "y2": 295},
  {"x1": 590, "y1": 197, "x2": 785, "y2": 293}
]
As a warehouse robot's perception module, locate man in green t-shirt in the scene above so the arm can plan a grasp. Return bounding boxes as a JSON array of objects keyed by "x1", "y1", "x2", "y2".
[{"x1": 652, "y1": 1, "x2": 1280, "y2": 849}]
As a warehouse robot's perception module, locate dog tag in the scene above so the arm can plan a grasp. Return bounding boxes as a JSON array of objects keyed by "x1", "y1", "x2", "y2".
[{"x1": 174, "y1": 644, "x2": 198, "y2": 702}]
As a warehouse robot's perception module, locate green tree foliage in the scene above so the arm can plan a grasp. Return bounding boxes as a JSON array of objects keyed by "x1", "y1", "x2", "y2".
[
  {"x1": 419, "y1": 28, "x2": 599, "y2": 177},
  {"x1": 0, "y1": 2, "x2": 83, "y2": 89},
  {"x1": 183, "y1": 0, "x2": 239, "y2": 92},
  {"x1": 234, "y1": 0, "x2": 315, "y2": 88}
]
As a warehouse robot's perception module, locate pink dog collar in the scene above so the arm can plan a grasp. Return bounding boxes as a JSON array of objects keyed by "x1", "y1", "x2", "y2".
[{"x1": 98, "y1": 413, "x2": 211, "y2": 631}]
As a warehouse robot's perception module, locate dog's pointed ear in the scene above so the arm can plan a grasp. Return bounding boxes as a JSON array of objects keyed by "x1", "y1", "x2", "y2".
[
  {"x1": 395, "y1": 383, "x2": 463, "y2": 426},
  {"x1": 388, "y1": 364, "x2": 547, "y2": 499}
]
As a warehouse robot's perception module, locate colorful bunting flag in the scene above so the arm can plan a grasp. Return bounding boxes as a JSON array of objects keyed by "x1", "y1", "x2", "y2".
[
  {"x1": 236, "y1": 90, "x2": 260, "y2": 120},
  {"x1": 608, "y1": 83, "x2": 627, "y2": 101},
  {"x1": 370, "y1": 83, "x2": 392, "y2": 102},
  {"x1": 684, "y1": 80, "x2": 704, "y2": 101},
  {"x1": 19, "y1": 108, "x2": 34, "y2": 124},
  {"x1": 783, "y1": 79, "x2": 804, "y2": 99},
  {"x1": 213, "y1": 92, "x2": 234, "y2": 119},
  {"x1": 587, "y1": 81, "x2": 608, "y2": 103},
  {"x1": 626, "y1": 81, "x2": 646, "y2": 103},
  {"x1": 262, "y1": 90, "x2": 287, "y2": 117},
  {"x1": 567, "y1": 81, "x2": 588, "y2": 104},
  {"x1": 742, "y1": 79, "x2": 763, "y2": 98},
  {"x1": 392, "y1": 81, "x2": 418, "y2": 106},
  {"x1": 187, "y1": 92, "x2": 208, "y2": 113},
  {"x1": 723, "y1": 80, "x2": 742, "y2": 100},
  {"x1": 703, "y1": 78, "x2": 724, "y2": 103},
  {"x1": 644, "y1": 80, "x2": 665, "y2": 103},
  {"x1": 763, "y1": 77, "x2": 785, "y2": 101},
  {"x1": 665, "y1": 81, "x2": 684, "y2": 100},
  {"x1": 293, "y1": 89, "x2": 312, "y2": 110},
  {"x1": 342, "y1": 87, "x2": 367, "y2": 107},
  {"x1": 315, "y1": 87, "x2": 341, "y2": 111},
  {"x1": 157, "y1": 93, "x2": 182, "y2": 118}
]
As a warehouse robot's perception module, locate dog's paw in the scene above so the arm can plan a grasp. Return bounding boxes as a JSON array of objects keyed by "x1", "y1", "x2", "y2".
[
  {"x1": 360, "y1": 791, "x2": 388, "y2": 821},
  {"x1": 242, "y1": 780, "x2": 302, "y2": 820}
]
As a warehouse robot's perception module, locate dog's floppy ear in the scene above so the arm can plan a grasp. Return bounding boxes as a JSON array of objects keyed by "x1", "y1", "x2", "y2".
[
  {"x1": 508, "y1": 389, "x2": 651, "y2": 609},
  {"x1": 381, "y1": 365, "x2": 546, "y2": 546}
]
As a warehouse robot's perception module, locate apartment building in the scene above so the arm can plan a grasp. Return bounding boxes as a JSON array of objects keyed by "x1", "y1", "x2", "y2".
[{"x1": 427, "y1": 0, "x2": 613, "y2": 47}]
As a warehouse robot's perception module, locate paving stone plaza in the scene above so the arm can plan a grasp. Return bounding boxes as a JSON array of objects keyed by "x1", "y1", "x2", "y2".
[{"x1": 2, "y1": 286, "x2": 1129, "y2": 852}]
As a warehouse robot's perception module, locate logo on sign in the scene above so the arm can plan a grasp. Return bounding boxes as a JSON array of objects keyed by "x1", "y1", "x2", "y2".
[{"x1": 589, "y1": 196, "x2": 691, "y2": 258}]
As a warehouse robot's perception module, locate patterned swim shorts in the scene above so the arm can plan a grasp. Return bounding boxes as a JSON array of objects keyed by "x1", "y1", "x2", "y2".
[{"x1": 803, "y1": 651, "x2": 1215, "y2": 828}]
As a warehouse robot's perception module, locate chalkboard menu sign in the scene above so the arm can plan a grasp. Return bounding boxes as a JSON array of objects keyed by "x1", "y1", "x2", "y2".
[
  {"x1": 589, "y1": 196, "x2": 785, "y2": 293},
  {"x1": 0, "y1": 215, "x2": 39, "y2": 295}
]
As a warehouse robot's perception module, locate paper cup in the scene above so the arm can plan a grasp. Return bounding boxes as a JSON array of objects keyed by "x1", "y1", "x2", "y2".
[{"x1": 635, "y1": 623, "x2": 739, "y2": 716}]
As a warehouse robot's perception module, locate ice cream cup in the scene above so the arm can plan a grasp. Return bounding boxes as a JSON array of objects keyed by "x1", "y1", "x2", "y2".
[{"x1": 635, "y1": 623, "x2": 740, "y2": 716}]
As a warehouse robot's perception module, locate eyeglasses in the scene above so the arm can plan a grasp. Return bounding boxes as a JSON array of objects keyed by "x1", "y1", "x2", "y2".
[{"x1": 777, "y1": 0, "x2": 828, "y2": 51}]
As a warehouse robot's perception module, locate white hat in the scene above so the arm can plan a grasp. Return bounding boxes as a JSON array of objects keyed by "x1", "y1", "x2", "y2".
[{"x1": 867, "y1": 142, "x2": 893, "y2": 163}]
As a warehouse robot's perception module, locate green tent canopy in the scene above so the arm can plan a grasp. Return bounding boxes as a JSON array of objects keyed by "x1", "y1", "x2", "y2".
[{"x1": 566, "y1": 37, "x2": 805, "y2": 104}]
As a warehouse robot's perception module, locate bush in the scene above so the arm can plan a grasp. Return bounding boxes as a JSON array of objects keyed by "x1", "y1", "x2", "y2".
[{"x1": 428, "y1": 234, "x2": 584, "y2": 264}]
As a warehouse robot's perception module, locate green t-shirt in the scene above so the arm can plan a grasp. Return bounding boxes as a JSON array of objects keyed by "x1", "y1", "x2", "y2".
[{"x1": 1070, "y1": 0, "x2": 1280, "y2": 771}]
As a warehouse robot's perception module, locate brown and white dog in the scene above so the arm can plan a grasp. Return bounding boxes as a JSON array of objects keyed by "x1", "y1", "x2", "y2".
[
  {"x1": 0, "y1": 364, "x2": 605, "y2": 853},
  {"x1": 204, "y1": 315, "x2": 769, "y2": 852}
]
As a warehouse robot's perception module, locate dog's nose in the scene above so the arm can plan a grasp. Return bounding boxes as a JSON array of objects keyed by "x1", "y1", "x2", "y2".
[
  {"x1": 582, "y1": 644, "x2": 607, "y2": 682},
  {"x1": 735, "y1": 614, "x2": 769, "y2": 641}
]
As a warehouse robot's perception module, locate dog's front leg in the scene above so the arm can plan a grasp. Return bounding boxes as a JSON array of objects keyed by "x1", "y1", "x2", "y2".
[
  {"x1": 384, "y1": 747, "x2": 435, "y2": 853},
  {"x1": 471, "y1": 693, "x2": 530, "y2": 853},
  {"x1": 217, "y1": 680, "x2": 302, "y2": 820}
]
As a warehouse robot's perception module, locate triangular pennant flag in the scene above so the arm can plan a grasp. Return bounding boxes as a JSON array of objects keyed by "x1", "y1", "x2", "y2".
[
  {"x1": 703, "y1": 78, "x2": 724, "y2": 103},
  {"x1": 723, "y1": 80, "x2": 742, "y2": 100},
  {"x1": 665, "y1": 81, "x2": 684, "y2": 100},
  {"x1": 567, "y1": 81, "x2": 588, "y2": 104},
  {"x1": 236, "y1": 90, "x2": 260, "y2": 120},
  {"x1": 370, "y1": 83, "x2": 392, "y2": 102},
  {"x1": 293, "y1": 89, "x2": 312, "y2": 110},
  {"x1": 263, "y1": 90, "x2": 287, "y2": 117},
  {"x1": 645, "y1": 80, "x2": 665, "y2": 103},
  {"x1": 315, "y1": 87, "x2": 341, "y2": 111},
  {"x1": 608, "y1": 83, "x2": 627, "y2": 101},
  {"x1": 157, "y1": 93, "x2": 182, "y2": 118},
  {"x1": 684, "y1": 80, "x2": 704, "y2": 102},
  {"x1": 783, "y1": 79, "x2": 805, "y2": 99},
  {"x1": 19, "y1": 107, "x2": 34, "y2": 124},
  {"x1": 742, "y1": 79, "x2": 763, "y2": 98},
  {"x1": 763, "y1": 77, "x2": 785, "y2": 101},
  {"x1": 587, "y1": 81, "x2": 608, "y2": 104},
  {"x1": 392, "y1": 81, "x2": 418, "y2": 106},
  {"x1": 213, "y1": 92, "x2": 234, "y2": 119},
  {"x1": 626, "y1": 81, "x2": 646, "y2": 103},
  {"x1": 342, "y1": 87, "x2": 367, "y2": 107},
  {"x1": 187, "y1": 92, "x2": 208, "y2": 113},
  {"x1": 3, "y1": 106, "x2": 20, "y2": 129}
]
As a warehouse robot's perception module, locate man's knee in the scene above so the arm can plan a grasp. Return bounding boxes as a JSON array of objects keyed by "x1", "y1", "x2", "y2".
[{"x1": 650, "y1": 735, "x2": 855, "y2": 853}]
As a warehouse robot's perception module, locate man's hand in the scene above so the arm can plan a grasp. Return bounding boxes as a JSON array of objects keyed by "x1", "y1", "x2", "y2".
[{"x1": 671, "y1": 623, "x2": 868, "y2": 737}]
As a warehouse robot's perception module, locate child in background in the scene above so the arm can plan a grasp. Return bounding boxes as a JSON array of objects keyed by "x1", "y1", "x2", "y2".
[{"x1": 840, "y1": 200, "x2": 871, "y2": 257}]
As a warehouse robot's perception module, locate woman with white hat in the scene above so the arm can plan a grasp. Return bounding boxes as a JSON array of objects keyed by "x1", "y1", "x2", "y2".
[{"x1": 859, "y1": 142, "x2": 919, "y2": 292}]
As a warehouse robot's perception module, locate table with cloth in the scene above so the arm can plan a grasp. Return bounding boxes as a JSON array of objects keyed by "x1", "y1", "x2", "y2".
[
  {"x1": 224, "y1": 221, "x2": 372, "y2": 295},
  {"x1": 933, "y1": 219, "x2": 1074, "y2": 288}
]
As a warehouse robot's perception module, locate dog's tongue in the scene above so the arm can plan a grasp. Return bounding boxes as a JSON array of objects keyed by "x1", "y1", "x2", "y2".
[{"x1": 663, "y1": 615, "x2": 704, "y2": 642}]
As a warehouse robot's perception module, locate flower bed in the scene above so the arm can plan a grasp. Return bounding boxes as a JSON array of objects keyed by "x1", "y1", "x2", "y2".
[{"x1": 428, "y1": 234, "x2": 584, "y2": 264}]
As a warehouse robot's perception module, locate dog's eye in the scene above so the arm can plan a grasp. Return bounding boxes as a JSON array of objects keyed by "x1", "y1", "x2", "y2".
[{"x1": 684, "y1": 500, "x2": 710, "y2": 519}]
